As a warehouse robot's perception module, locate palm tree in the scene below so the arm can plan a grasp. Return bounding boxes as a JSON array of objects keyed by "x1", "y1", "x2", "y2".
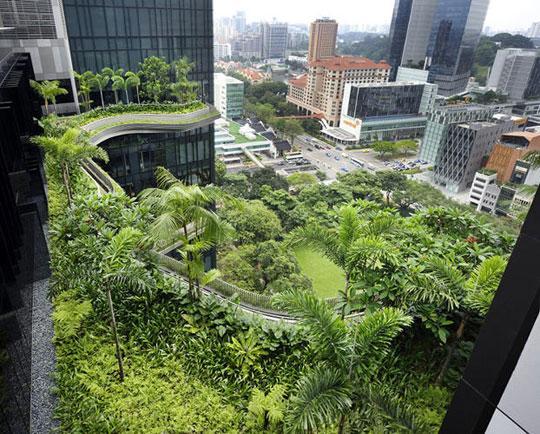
[
  {"x1": 89, "y1": 73, "x2": 110, "y2": 108},
  {"x1": 404, "y1": 255, "x2": 507, "y2": 384},
  {"x1": 139, "y1": 167, "x2": 231, "y2": 299},
  {"x1": 112, "y1": 75, "x2": 129, "y2": 104},
  {"x1": 102, "y1": 67, "x2": 124, "y2": 103},
  {"x1": 172, "y1": 56, "x2": 195, "y2": 81},
  {"x1": 30, "y1": 80, "x2": 68, "y2": 114},
  {"x1": 32, "y1": 128, "x2": 109, "y2": 207},
  {"x1": 275, "y1": 290, "x2": 412, "y2": 433},
  {"x1": 101, "y1": 227, "x2": 147, "y2": 382},
  {"x1": 290, "y1": 205, "x2": 399, "y2": 318},
  {"x1": 73, "y1": 71, "x2": 95, "y2": 112},
  {"x1": 125, "y1": 71, "x2": 141, "y2": 104}
]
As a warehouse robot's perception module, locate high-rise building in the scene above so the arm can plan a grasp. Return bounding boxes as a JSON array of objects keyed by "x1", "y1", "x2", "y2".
[
  {"x1": 261, "y1": 22, "x2": 288, "y2": 60},
  {"x1": 62, "y1": 0, "x2": 214, "y2": 102},
  {"x1": 308, "y1": 19, "x2": 338, "y2": 62},
  {"x1": 231, "y1": 33, "x2": 262, "y2": 59},
  {"x1": 388, "y1": 0, "x2": 438, "y2": 80},
  {"x1": 426, "y1": 0, "x2": 490, "y2": 96},
  {"x1": 287, "y1": 56, "x2": 390, "y2": 126},
  {"x1": 433, "y1": 117, "x2": 515, "y2": 192},
  {"x1": 233, "y1": 11, "x2": 247, "y2": 35},
  {"x1": 419, "y1": 103, "x2": 511, "y2": 164},
  {"x1": 0, "y1": 0, "x2": 78, "y2": 113},
  {"x1": 322, "y1": 81, "x2": 438, "y2": 144},
  {"x1": 388, "y1": 0, "x2": 489, "y2": 95},
  {"x1": 487, "y1": 48, "x2": 540, "y2": 101},
  {"x1": 214, "y1": 43, "x2": 232, "y2": 61},
  {"x1": 214, "y1": 73, "x2": 244, "y2": 119}
]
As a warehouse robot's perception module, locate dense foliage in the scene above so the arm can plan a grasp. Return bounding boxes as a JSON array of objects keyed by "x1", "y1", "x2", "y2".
[{"x1": 41, "y1": 103, "x2": 520, "y2": 431}]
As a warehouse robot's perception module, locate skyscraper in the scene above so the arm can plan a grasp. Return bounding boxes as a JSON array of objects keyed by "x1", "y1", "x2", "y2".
[
  {"x1": 426, "y1": 0, "x2": 489, "y2": 96},
  {"x1": 261, "y1": 22, "x2": 288, "y2": 60},
  {"x1": 308, "y1": 18, "x2": 338, "y2": 62},
  {"x1": 388, "y1": 0, "x2": 438, "y2": 80},
  {"x1": 488, "y1": 48, "x2": 540, "y2": 101},
  {"x1": 388, "y1": 0, "x2": 489, "y2": 96},
  {"x1": 233, "y1": 11, "x2": 247, "y2": 35},
  {"x1": 62, "y1": 0, "x2": 214, "y2": 102}
]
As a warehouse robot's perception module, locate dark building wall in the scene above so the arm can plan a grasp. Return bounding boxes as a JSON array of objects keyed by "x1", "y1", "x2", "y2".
[
  {"x1": 524, "y1": 57, "x2": 540, "y2": 100},
  {"x1": 62, "y1": 0, "x2": 214, "y2": 103},
  {"x1": 388, "y1": 0, "x2": 413, "y2": 81},
  {"x1": 0, "y1": 0, "x2": 57, "y2": 40},
  {"x1": 100, "y1": 124, "x2": 215, "y2": 194},
  {"x1": 347, "y1": 84, "x2": 424, "y2": 119},
  {"x1": 427, "y1": 0, "x2": 489, "y2": 95}
]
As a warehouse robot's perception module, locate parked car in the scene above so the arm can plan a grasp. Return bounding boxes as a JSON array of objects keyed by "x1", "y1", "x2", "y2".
[{"x1": 307, "y1": 147, "x2": 314, "y2": 152}]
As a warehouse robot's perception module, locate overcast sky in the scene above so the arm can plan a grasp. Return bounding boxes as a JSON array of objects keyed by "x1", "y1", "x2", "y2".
[{"x1": 214, "y1": 0, "x2": 539, "y2": 32}]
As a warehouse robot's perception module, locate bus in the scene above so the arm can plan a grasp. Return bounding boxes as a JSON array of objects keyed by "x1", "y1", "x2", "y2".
[
  {"x1": 350, "y1": 157, "x2": 365, "y2": 168},
  {"x1": 285, "y1": 152, "x2": 304, "y2": 162}
]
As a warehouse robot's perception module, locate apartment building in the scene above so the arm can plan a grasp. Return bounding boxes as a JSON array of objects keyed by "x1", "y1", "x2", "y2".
[
  {"x1": 287, "y1": 56, "x2": 390, "y2": 126},
  {"x1": 308, "y1": 18, "x2": 338, "y2": 62}
]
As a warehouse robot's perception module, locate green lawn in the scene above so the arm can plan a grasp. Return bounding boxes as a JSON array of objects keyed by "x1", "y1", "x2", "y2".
[
  {"x1": 228, "y1": 121, "x2": 261, "y2": 144},
  {"x1": 294, "y1": 247, "x2": 346, "y2": 298}
]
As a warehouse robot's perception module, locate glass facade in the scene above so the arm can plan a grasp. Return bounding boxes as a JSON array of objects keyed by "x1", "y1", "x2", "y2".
[
  {"x1": 347, "y1": 84, "x2": 424, "y2": 119},
  {"x1": 525, "y1": 58, "x2": 540, "y2": 100},
  {"x1": 100, "y1": 125, "x2": 214, "y2": 195},
  {"x1": 62, "y1": 0, "x2": 214, "y2": 103},
  {"x1": 388, "y1": 0, "x2": 413, "y2": 80},
  {"x1": 427, "y1": 0, "x2": 489, "y2": 95},
  {"x1": 0, "y1": 0, "x2": 57, "y2": 39}
]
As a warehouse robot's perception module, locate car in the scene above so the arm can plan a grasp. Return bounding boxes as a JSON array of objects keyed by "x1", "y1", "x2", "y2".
[
  {"x1": 326, "y1": 152, "x2": 332, "y2": 157},
  {"x1": 314, "y1": 144, "x2": 321, "y2": 149},
  {"x1": 335, "y1": 156, "x2": 341, "y2": 161},
  {"x1": 341, "y1": 167, "x2": 349, "y2": 173},
  {"x1": 307, "y1": 147, "x2": 314, "y2": 152},
  {"x1": 277, "y1": 161, "x2": 285, "y2": 166}
]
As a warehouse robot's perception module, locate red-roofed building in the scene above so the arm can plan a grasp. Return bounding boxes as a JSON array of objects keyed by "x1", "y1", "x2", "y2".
[
  {"x1": 286, "y1": 56, "x2": 390, "y2": 126},
  {"x1": 237, "y1": 67, "x2": 271, "y2": 84}
]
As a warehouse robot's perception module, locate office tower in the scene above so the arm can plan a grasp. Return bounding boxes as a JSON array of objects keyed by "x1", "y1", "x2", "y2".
[
  {"x1": 214, "y1": 43, "x2": 232, "y2": 61},
  {"x1": 433, "y1": 117, "x2": 515, "y2": 192},
  {"x1": 62, "y1": 0, "x2": 214, "y2": 102},
  {"x1": 231, "y1": 33, "x2": 262, "y2": 59},
  {"x1": 426, "y1": 0, "x2": 490, "y2": 96},
  {"x1": 287, "y1": 57, "x2": 390, "y2": 126},
  {"x1": 488, "y1": 49, "x2": 540, "y2": 101},
  {"x1": 214, "y1": 73, "x2": 244, "y2": 119},
  {"x1": 261, "y1": 22, "x2": 288, "y2": 59},
  {"x1": 419, "y1": 103, "x2": 510, "y2": 164},
  {"x1": 323, "y1": 81, "x2": 437, "y2": 144},
  {"x1": 0, "y1": 0, "x2": 78, "y2": 112},
  {"x1": 233, "y1": 11, "x2": 247, "y2": 35},
  {"x1": 308, "y1": 19, "x2": 338, "y2": 62},
  {"x1": 388, "y1": 0, "x2": 438, "y2": 80}
]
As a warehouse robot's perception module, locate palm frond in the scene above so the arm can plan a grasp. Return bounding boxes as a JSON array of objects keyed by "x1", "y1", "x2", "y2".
[
  {"x1": 286, "y1": 366, "x2": 352, "y2": 433},
  {"x1": 354, "y1": 308, "x2": 412, "y2": 373},
  {"x1": 464, "y1": 255, "x2": 507, "y2": 315},
  {"x1": 274, "y1": 290, "x2": 352, "y2": 368},
  {"x1": 288, "y1": 225, "x2": 344, "y2": 268}
]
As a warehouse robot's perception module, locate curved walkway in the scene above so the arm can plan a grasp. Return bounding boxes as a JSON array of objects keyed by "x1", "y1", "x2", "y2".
[{"x1": 80, "y1": 106, "x2": 220, "y2": 146}]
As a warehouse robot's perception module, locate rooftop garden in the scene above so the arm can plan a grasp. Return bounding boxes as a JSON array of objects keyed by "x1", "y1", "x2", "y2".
[
  {"x1": 31, "y1": 58, "x2": 525, "y2": 432},
  {"x1": 228, "y1": 120, "x2": 266, "y2": 144}
]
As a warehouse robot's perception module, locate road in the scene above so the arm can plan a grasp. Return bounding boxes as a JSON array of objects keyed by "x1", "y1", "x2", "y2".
[{"x1": 295, "y1": 135, "x2": 378, "y2": 180}]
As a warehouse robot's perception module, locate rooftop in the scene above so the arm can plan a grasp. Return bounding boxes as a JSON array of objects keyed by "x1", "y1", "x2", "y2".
[
  {"x1": 289, "y1": 74, "x2": 308, "y2": 88},
  {"x1": 214, "y1": 72, "x2": 244, "y2": 85},
  {"x1": 310, "y1": 56, "x2": 390, "y2": 71}
]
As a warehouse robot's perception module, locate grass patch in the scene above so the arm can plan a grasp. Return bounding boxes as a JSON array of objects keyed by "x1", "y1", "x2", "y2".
[
  {"x1": 294, "y1": 247, "x2": 346, "y2": 298},
  {"x1": 228, "y1": 121, "x2": 264, "y2": 144}
]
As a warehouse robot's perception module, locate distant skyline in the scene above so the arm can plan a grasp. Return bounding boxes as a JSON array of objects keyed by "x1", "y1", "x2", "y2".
[{"x1": 214, "y1": 0, "x2": 540, "y2": 33}]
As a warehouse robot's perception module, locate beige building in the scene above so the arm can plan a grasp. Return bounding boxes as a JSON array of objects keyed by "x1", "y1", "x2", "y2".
[
  {"x1": 308, "y1": 18, "x2": 338, "y2": 62},
  {"x1": 287, "y1": 56, "x2": 390, "y2": 126}
]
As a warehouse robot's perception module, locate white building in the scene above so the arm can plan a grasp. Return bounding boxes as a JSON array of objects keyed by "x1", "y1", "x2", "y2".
[
  {"x1": 214, "y1": 43, "x2": 232, "y2": 60},
  {"x1": 469, "y1": 171, "x2": 500, "y2": 213},
  {"x1": 213, "y1": 73, "x2": 244, "y2": 120},
  {"x1": 395, "y1": 66, "x2": 430, "y2": 83}
]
